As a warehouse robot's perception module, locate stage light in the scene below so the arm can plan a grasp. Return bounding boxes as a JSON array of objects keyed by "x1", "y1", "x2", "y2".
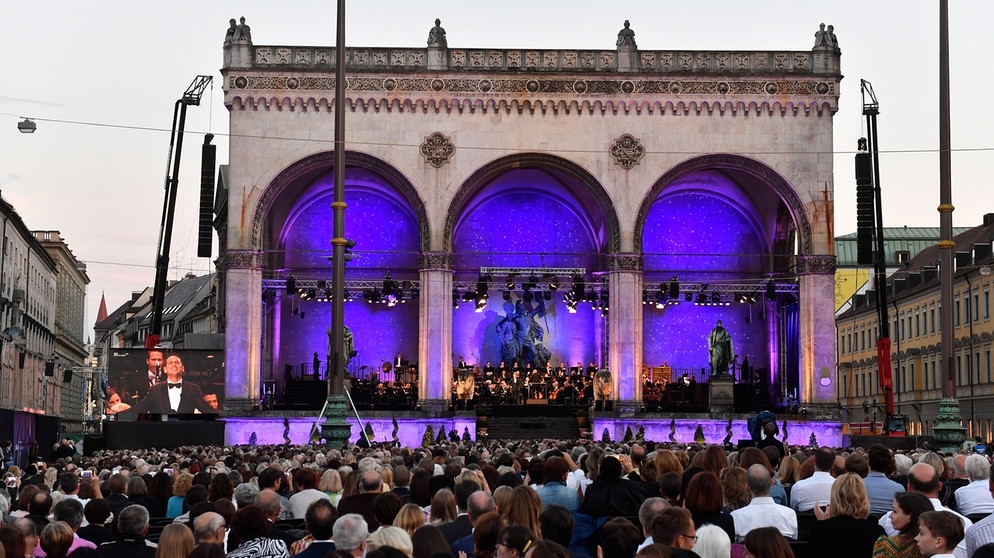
[
  {"x1": 523, "y1": 291, "x2": 534, "y2": 302},
  {"x1": 573, "y1": 276, "x2": 585, "y2": 297},
  {"x1": 543, "y1": 291, "x2": 552, "y2": 301},
  {"x1": 506, "y1": 274, "x2": 516, "y2": 290},
  {"x1": 502, "y1": 291, "x2": 511, "y2": 300},
  {"x1": 476, "y1": 275, "x2": 490, "y2": 299},
  {"x1": 685, "y1": 293, "x2": 693, "y2": 302},
  {"x1": 548, "y1": 275, "x2": 559, "y2": 291},
  {"x1": 526, "y1": 275, "x2": 538, "y2": 291},
  {"x1": 344, "y1": 289, "x2": 353, "y2": 302},
  {"x1": 475, "y1": 297, "x2": 487, "y2": 312},
  {"x1": 286, "y1": 273, "x2": 296, "y2": 294},
  {"x1": 410, "y1": 288, "x2": 420, "y2": 299},
  {"x1": 655, "y1": 291, "x2": 666, "y2": 309},
  {"x1": 669, "y1": 276, "x2": 679, "y2": 299},
  {"x1": 711, "y1": 291, "x2": 720, "y2": 305},
  {"x1": 317, "y1": 280, "x2": 327, "y2": 289},
  {"x1": 766, "y1": 280, "x2": 776, "y2": 300}
]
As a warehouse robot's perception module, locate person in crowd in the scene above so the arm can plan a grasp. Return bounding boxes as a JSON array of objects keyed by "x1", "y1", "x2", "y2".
[
  {"x1": 227, "y1": 504, "x2": 289, "y2": 558},
  {"x1": 338, "y1": 470, "x2": 385, "y2": 530},
  {"x1": 291, "y1": 499, "x2": 339, "y2": 558},
  {"x1": 167, "y1": 474, "x2": 193, "y2": 519},
  {"x1": 374, "y1": 492, "x2": 405, "y2": 530},
  {"x1": 693, "y1": 524, "x2": 731, "y2": 558},
  {"x1": 438, "y1": 480, "x2": 483, "y2": 544},
  {"x1": 916, "y1": 511, "x2": 965, "y2": 558},
  {"x1": 634, "y1": 497, "x2": 669, "y2": 552},
  {"x1": 36, "y1": 498, "x2": 96, "y2": 557},
  {"x1": 599, "y1": 517, "x2": 643, "y2": 558},
  {"x1": 580, "y1": 453, "x2": 647, "y2": 518},
  {"x1": 954, "y1": 454, "x2": 994, "y2": 516},
  {"x1": 430, "y1": 489, "x2": 458, "y2": 526},
  {"x1": 808, "y1": 472, "x2": 885, "y2": 558},
  {"x1": 393, "y1": 503, "x2": 426, "y2": 537},
  {"x1": 97, "y1": 504, "x2": 157, "y2": 558},
  {"x1": 648, "y1": 507, "x2": 699, "y2": 557},
  {"x1": 155, "y1": 523, "x2": 195, "y2": 558},
  {"x1": 730, "y1": 464, "x2": 797, "y2": 541},
  {"x1": 864, "y1": 444, "x2": 906, "y2": 517},
  {"x1": 742, "y1": 526, "x2": 794, "y2": 558},
  {"x1": 942, "y1": 455, "x2": 970, "y2": 509},
  {"x1": 720, "y1": 467, "x2": 751, "y2": 511},
  {"x1": 39, "y1": 521, "x2": 75, "y2": 558},
  {"x1": 495, "y1": 524, "x2": 535, "y2": 558},
  {"x1": 289, "y1": 468, "x2": 330, "y2": 519},
  {"x1": 77, "y1": 499, "x2": 114, "y2": 546},
  {"x1": 320, "y1": 468, "x2": 346, "y2": 507},
  {"x1": 450, "y1": 490, "x2": 496, "y2": 556},
  {"x1": 503, "y1": 486, "x2": 543, "y2": 541},
  {"x1": 789, "y1": 446, "x2": 836, "y2": 512},
  {"x1": 738, "y1": 448, "x2": 787, "y2": 507},
  {"x1": 534, "y1": 457, "x2": 580, "y2": 512},
  {"x1": 128, "y1": 476, "x2": 165, "y2": 518},
  {"x1": 333, "y1": 513, "x2": 370, "y2": 558},
  {"x1": 368, "y1": 526, "x2": 414, "y2": 557},
  {"x1": 0, "y1": 524, "x2": 27, "y2": 558},
  {"x1": 410, "y1": 524, "x2": 450, "y2": 558},
  {"x1": 192, "y1": 511, "x2": 226, "y2": 548},
  {"x1": 683, "y1": 471, "x2": 735, "y2": 542},
  {"x1": 873, "y1": 492, "x2": 932, "y2": 558},
  {"x1": 207, "y1": 472, "x2": 234, "y2": 504},
  {"x1": 880, "y1": 463, "x2": 973, "y2": 537}
]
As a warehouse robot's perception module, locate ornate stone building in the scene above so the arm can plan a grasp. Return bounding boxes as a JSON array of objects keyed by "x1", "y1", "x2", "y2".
[{"x1": 219, "y1": 19, "x2": 842, "y2": 416}]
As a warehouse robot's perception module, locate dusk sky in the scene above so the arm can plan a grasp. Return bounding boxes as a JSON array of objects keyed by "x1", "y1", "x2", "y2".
[{"x1": 2, "y1": 1, "x2": 991, "y2": 341}]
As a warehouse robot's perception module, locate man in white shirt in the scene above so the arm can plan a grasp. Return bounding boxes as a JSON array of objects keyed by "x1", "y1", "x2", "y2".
[
  {"x1": 955, "y1": 476, "x2": 994, "y2": 558},
  {"x1": 881, "y1": 463, "x2": 973, "y2": 536},
  {"x1": 954, "y1": 454, "x2": 994, "y2": 516},
  {"x1": 789, "y1": 447, "x2": 836, "y2": 512},
  {"x1": 732, "y1": 464, "x2": 798, "y2": 541}
]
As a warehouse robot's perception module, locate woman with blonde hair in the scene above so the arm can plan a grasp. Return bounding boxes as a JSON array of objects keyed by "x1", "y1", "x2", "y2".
[
  {"x1": 505, "y1": 485, "x2": 542, "y2": 538},
  {"x1": 319, "y1": 468, "x2": 343, "y2": 507},
  {"x1": 167, "y1": 473, "x2": 194, "y2": 518},
  {"x1": 777, "y1": 455, "x2": 801, "y2": 490},
  {"x1": 493, "y1": 485, "x2": 513, "y2": 522},
  {"x1": 155, "y1": 523, "x2": 195, "y2": 558},
  {"x1": 429, "y1": 488, "x2": 457, "y2": 525},
  {"x1": 367, "y1": 526, "x2": 413, "y2": 558},
  {"x1": 39, "y1": 521, "x2": 74, "y2": 558},
  {"x1": 807, "y1": 473, "x2": 884, "y2": 558},
  {"x1": 393, "y1": 503, "x2": 426, "y2": 536}
]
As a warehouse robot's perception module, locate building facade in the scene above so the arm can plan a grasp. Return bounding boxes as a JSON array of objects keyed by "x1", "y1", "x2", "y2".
[
  {"x1": 837, "y1": 214, "x2": 994, "y2": 438},
  {"x1": 220, "y1": 18, "x2": 842, "y2": 415}
]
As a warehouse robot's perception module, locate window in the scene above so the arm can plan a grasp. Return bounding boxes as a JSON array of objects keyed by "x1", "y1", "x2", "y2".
[
  {"x1": 896, "y1": 250, "x2": 910, "y2": 264},
  {"x1": 924, "y1": 361, "x2": 929, "y2": 390},
  {"x1": 957, "y1": 356, "x2": 962, "y2": 385},
  {"x1": 985, "y1": 290, "x2": 990, "y2": 320},
  {"x1": 916, "y1": 313, "x2": 921, "y2": 337},
  {"x1": 987, "y1": 350, "x2": 991, "y2": 384},
  {"x1": 975, "y1": 293, "x2": 981, "y2": 322},
  {"x1": 910, "y1": 362, "x2": 916, "y2": 391},
  {"x1": 931, "y1": 306, "x2": 936, "y2": 333},
  {"x1": 955, "y1": 299, "x2": 961, "y2": 326}
]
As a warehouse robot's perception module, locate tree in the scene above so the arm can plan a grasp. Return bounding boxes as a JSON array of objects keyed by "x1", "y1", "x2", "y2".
[
  {"x1": 601, "y1": 428, "x2": 612, "y2": 443},
  {"x1": 694, "y1": 425, "x2": 706, "y2": 445},
  {"x1": 422, "y1": 426, "x2": 435, "y2": 448}
]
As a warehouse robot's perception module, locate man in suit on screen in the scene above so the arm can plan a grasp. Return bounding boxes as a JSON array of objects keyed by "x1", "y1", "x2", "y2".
[{"x1": 131, "y1": 353, "x2": 216, "y2": 414}]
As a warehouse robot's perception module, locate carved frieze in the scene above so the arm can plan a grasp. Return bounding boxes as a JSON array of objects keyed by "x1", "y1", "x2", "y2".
[
  {"x1": 420, "y1": 132, "x2": 455, "y2": 167},
  {"x1": 794, "y1": 255, "x2": 837, "y2": 275},
  {"x1": 419, "y1": 252, "x2": 455, "y2": 270},
  {"x1": 609, "y1": 254, "x2": 643, "y2": 272},
  {"x1": 224, "y1": 250, "x2": 265, "y2": 270}
]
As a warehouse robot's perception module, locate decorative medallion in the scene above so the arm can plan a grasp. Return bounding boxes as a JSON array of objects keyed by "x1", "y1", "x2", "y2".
[
  {"x1": 669, "y1": 81, "x2": 683, "y2": 94},
  {"x1": 765, "y1": 82, "x2": 780, "y2": 95},
  {"x1": 621, "y1": 80, "x2": 635, "y2": 94},
  {"x1": 383, "y1": 78, "x2": 397, "y2": 91},
  {"x1": 525, "y1": 79, "x2": 541, "y2": 93},
  {"x1": 420, "y1": 132, "x2": 455, "y2": 168},
  {"x1": 716, "y1": 81, "x2": 730, "y2": 95},
  {"x1": 816, "y1": 82, "x2": 830, "y2": 95},
  {"x1": 479, "y1": 79, "x2": 493, "y2": 92},
  {"x1": 286, "y1": 77, "x2": 299, "y2": 89},
  {"x1": 234, "y1": 76, "x2": 248, "y2": 89},
  {"x1": 609, "y1": 134, "x2": 645, "y2": 170},
  {"x1": 573, "y1": 80, "x2": 588, "y2": 94},
  {"x1": 430, "y1": 78, "x2": 445, "y2": 91}
]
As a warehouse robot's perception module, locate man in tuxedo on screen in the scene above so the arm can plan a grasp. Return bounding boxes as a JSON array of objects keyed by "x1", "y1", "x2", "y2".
[{"x1": 131, "y1": 353, "x2": 216, "y2": 414}]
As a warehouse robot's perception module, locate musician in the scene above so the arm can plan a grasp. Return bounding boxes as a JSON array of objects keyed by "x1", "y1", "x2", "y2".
[
  {"x1": 483, "y1": 361, "x2": 495, "y2": 376},
  {"x1": 559, "y1": 380, "x2": 578, "y2": 405},
  {"x1": 587, "y1": 362, "x2": 598, "y2": 376},
  {"x1": 680, "y1": 373, "x2": 694, "y2": 387},
  {"x1": 394, "y1": 353, "x2": 405, "y2": 370},
  {"x1": 457, "y1": 355, "x2": 468, "y2": 369},
  {"x1": 557, "y1": 361, "x2": 568, "y2": 377},
  {"x1": 510, "y1": 370, "x2": 523, "y2": 404}
]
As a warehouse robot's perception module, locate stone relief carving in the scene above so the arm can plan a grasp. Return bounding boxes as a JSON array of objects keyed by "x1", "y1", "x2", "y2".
[
  {"x1": 224, "y1": 250, "x2": 264, "y2": 270},
  {"x1": 420, "y1": 132, "x2": 455, "y2": 168},
  {"x1": 610, "y1": 134, "x2": 646, "y2": 170},
  {"x1": 609, "y1": 253, "x2": 643, "y2": 272},
  {"x1": 419, "y1": 252, "x2": 454, "y2": 270},
  {"x1": 794, "y1": 255, "x2": 836, "y2": 275}
]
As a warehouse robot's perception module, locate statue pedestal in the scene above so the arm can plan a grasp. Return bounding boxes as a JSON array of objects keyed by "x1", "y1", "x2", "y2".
[{"x1": 709, "y1": 375, "x2": 735, "y2": 413}]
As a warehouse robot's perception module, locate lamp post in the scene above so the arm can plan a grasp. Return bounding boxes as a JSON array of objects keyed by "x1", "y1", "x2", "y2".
[{"x1": 320, "y1": 0, "x2": 353, "y2": 449}]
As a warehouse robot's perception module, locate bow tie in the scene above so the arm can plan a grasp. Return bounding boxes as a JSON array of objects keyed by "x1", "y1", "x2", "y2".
[{"x1": 168, "y1": 383, "x2": 182, "y2": 389}]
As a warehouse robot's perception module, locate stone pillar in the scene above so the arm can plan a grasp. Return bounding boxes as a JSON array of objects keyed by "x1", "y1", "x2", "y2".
[
  {"x1": 419, "y1": 252, "x2": 454, "y2": 413},
  {"x1": 223, "y1": 250, "x2": 264, "y2": 413},
  {"x1": 796, "y1": 256, "x2": 838, "y2": 410},
  {"x1": 608, "y1": 254, "x2": 642, "y2": 414}
]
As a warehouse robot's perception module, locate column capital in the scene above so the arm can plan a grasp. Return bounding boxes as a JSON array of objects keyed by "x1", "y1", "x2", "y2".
[
  {"x1": 794, "y1": 255, "x2": 836, "y2": 275},
  {"x1": 608, "y1": 253, "x2": 643, "y2": 272},
  {"x1": 222, "y1": 250, "x2": 265, "y2": 271},
  {"x1": 419, "y1": 251, "x2": 455, "y2": 271}
]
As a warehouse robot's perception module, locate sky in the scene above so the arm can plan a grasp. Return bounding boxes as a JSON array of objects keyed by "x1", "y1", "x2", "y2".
[{"x1": 2, "y1": 1, "x2": 992, "y2": 343}]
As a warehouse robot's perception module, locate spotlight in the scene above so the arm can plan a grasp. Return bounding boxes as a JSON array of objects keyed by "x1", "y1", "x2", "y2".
[
  {"x1": 573, "y1": 276, "x2": 585, "y2": 297},
  {"x1": 523, "y1": 291, "x2": 534, "y2": 302},
  {"x1": 343, "y1": 290, "x2": 353, "y2": 302},
  {"x1": 475, "y1": 297, "x2": 487, "y2": 313},
  {"x1": 548, "y1": 275, "x2": 558, "y2": 291},
  {"x1": 502, "y1": 291, "x2": 511, "y2": 300},
  {"x1": 17, "y1": 118, "x2": 36, "y2": 134},
  {"x1": 410, "y1": 288, "x2": 420, "y2": 299},
  {"x1": 711, "y1": 291, "x2": 720, "y2": 305},
  {"x1": 286, "y1": 273, "x2": 296, "y2": 294},
  {"x1": 526, "y1": 275, "x2": 538, "y2": 291},
  {"x1": 317, "y1": 280, "x2": 327, "y2": 289},
  {"x1": 476, "y1": 275, "x2": 490, "y2": 300},
  {"x1": 543, "y1": 291, "x2": 552, "y2": 301},
  {"x1": 684, "y1": 293, "x2": 693, "y2": 302},
  {"x1": 506, "y1": 275, "x2": 516, "y2": 290},
  {"x1": 766, "y1": 280, "x2": 776, "y2": 300},
  {"x1": 669, "y1": 277, "x2": 679, "y2": 299},
  {"x1": 655, "y1": 291, "x2": 667, "y2": 309}
]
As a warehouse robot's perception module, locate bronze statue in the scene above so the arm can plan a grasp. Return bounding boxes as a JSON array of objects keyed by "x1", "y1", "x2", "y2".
[{"x1": 707, "y1": 320, "x2": 733, "y2": 376}]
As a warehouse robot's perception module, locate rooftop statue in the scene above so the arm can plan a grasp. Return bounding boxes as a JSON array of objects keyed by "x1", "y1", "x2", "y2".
[
  {"x1": 814, "y1": 22, "x2": 838, "y2": 50},
  {"x1": 427, "y1": 18, "x2": 447, "y2": 48},
  {"x1": 226, "y1": 16, "x2": 252, "y2": 45},
  {"x1": 617, "y1": 20, "x2": 637, "y2": 48}
]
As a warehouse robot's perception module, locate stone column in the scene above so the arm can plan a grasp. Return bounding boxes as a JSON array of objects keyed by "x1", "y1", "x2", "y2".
[
  {"x1": 223, "y1": 250, "x2": 264, "y2": 413},
  {"x1": 419, "y1": 252, "x2": 454, "y2": 413},
  {"x1": 608, "y1": 254, "x2": 643, "y2": 414},
  {"x1": 796, "y1": 255, "x2": 838, "y2": 411}
]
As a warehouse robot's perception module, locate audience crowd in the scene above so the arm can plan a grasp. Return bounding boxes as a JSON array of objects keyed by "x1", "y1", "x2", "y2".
[{"x1": 2, "y1": 436, "x2": 994, "y2": 558}]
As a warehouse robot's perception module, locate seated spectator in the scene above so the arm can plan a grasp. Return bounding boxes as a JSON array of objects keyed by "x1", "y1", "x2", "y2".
[
  {"x1": 98, "y1": 504, "x2": 157, "y2": 558},
  {"x1": 742, "y1": 526, "x2": 794, "y2": 558},
  {"x1": 684, "y1": 471, "x2": 735, "y2": 543},
  {"x1": 580, "y1": 454, "x2": 647, "y2": 519},
  {"x1": 916, "y1": 511, "x2": 965, "y2": 558},
  {"x1": 872, "y1": 492, "x2": 932, "y2": 558},
  {"x1": 76, "y1": 499, "x2": 114, "y2": 546},
  {"x1": 807, "y1": 473, "x2": 884, "y2": 558},
  {"x1": 954, "y1": 455, "x2": 994, "y2": 516},
  {"x1": 600, "y1": 517, "x2": 642, "y2": 558},
  {"x1": 226, "y1": 504, "x2": 289, "y2": 558},
  {"x1": 649, "y1": 507, "x2": 698, "y2": 554},
  {"x1": 730, "y1": 464, "x2": 797, "y2": 541},
  {"x1": 495, "y1": 524, "x2": 536, "y2": 558},
  {"x1": 693, "y1": 524, "x2": 731, "y2": 558},
  {"x1": 367, "y1": 526, "x2": 413, "y2": 558}
]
